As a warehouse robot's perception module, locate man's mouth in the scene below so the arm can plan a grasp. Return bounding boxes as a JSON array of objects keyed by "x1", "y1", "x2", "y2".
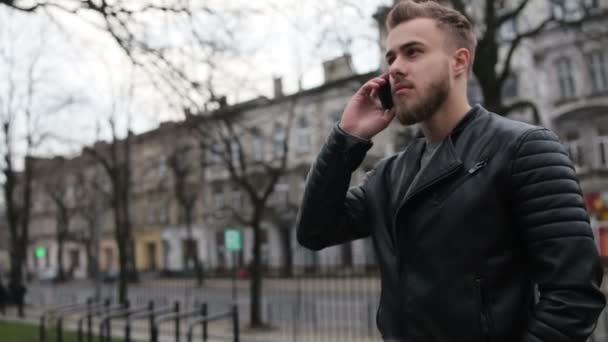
[
  {"x1": 393, "y1": 81, "x2": 415, "y2": 95},
  {"x1": 394, "y1": 85, "x2": 414, "y2": 95}
]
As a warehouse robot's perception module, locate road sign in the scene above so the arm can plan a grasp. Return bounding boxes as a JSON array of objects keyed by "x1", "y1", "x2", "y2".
[{"x1": 225, "y1": 229, "x2": 242, "y2": 251}]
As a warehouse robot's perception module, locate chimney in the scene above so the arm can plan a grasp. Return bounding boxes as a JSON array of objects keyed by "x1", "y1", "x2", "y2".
[
  {"x1": 273, "y1": 77, "x2": 284, "y2": 98},
  {"x1": 322, "y1": 54, "x2": 354, "y2": 83}
]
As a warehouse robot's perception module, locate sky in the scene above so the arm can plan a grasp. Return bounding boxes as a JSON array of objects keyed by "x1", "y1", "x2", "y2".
[{"x1": 0, "y1": 0, "x2": 392, "y2": 161}]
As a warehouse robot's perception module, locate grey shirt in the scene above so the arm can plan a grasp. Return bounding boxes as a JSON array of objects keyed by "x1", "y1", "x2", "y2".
[{"x1": 406, "y1": 140, "x2": 443, "y2": 197}]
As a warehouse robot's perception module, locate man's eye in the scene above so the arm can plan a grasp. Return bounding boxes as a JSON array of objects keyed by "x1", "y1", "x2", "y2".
[
  {"x1": 406, "y1": 49, "x2": 420, "y2": 57},
  {"x1": 386, "y1": 57, "x2": 395, "y2": 65}
]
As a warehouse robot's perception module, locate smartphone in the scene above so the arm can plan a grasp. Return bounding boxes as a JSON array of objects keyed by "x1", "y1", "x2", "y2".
[{"x1": 378, "y1": 81, "x2": 393, "y2": 110}]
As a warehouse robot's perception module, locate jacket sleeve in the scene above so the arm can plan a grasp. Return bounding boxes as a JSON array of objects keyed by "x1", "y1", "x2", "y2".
[
  {"x1": 296, "y1": 124, "x2": 375, "y2": 251},
  {"x1": 510, "y1": 128, "x2": 606, "y2": 342}
]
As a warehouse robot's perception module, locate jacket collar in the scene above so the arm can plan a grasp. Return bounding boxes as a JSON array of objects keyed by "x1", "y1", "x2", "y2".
[
  {"x1": 414, "y1": 104, "x2": 483, "y2": 140},
  {"x1": 401, "y1": 105, "x2": 485, "y2": 205}
]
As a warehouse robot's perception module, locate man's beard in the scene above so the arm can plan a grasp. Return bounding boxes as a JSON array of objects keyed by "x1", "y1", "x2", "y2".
[{"x1": 394, "y1": 75, "x2": 450, "y2": 126}]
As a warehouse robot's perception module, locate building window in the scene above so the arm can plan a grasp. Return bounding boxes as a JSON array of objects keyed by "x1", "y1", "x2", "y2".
[
  {"x1": 587, "y1": 50, "x2": 608, "y2": 94},
  {"x1": 230, "y1": 140, "x2": 240, "y2": 167},
  {"x1": 295, "y1": 117, "x2": 311, "y2": 154},
  {"x1": 565, "y1": 140, "x2": 585, "y2": 170},
  {"x1": 207, "y1": 143, "x2": 222, "y2": 165},
  {"x1": 327, "y1": 110, "x2": 341, "y2": 131},
  {"x1": 597, "y1": 127, "x2": 608, "y2": 169},
  {"x1": 212, "y1": 183, "x2": 224, "y2": 210},
  {"x1": 271, "y1": 183, "x2": 289, "y2": 207},
  {"x1": 272, "y1": 124, "x2": 286, "y2": 159},
  {"x1": 252, "y1": 130, "x2": 265, "y2": 161},
  {"x1": 556, "y1": 57, "x2": 576, "y2": 100},
  {"x1": 584, "y1": 0, "x2": 599, "y2": 9},
  {"x1": 231, "y1": 185, "x2": 242, "y2": 210}
]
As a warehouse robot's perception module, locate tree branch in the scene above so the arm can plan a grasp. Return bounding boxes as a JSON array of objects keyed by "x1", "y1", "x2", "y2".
[
  {"x1": 497, "y1": 0, "x2": 530, "y2": 27},
  {"x1": 498, "y1": 15, "x2": 554, "y2": 86},
  {"x1": 502, "y1": 100, "x2": 541, "y2": 125}
]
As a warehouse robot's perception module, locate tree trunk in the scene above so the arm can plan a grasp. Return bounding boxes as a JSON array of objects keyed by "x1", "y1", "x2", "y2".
[
  {"x1": 56, "y1": 232, "x2": 65, "y2": 282},
  {"x1": 249, "y1": 220, "x2": 264, "y2": 328},
  {"x1": 185, "y1": 213, "x2": 204, "y2": 286},
  {"x1": 278, "y1": 227, "x2": 293, "y2": 278}
]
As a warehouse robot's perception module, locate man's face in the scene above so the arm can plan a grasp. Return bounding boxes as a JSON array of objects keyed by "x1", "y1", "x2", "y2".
[{"x1": 385, "y1": 18, "x2": 452, "y2": 126}]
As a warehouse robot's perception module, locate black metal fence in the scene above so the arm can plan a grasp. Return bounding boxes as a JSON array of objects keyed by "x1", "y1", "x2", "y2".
[{"x1": 38, "y1": 297, "x2": 239, "y2": 342}]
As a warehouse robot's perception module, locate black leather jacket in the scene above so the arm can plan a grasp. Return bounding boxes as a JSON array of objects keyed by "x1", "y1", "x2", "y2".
[{"x1": 296, "y1": 105, "x2": 606, "y2": 341}]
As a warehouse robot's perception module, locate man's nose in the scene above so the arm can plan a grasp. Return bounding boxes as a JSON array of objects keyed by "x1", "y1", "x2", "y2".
[{"x1": 388, "y1": 58, "x2": 408, "y2": 80}]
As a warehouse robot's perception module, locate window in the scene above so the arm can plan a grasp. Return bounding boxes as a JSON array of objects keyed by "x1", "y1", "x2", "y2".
[
  {"x1": 295, "y1": 117, "x2": 311, "y2": 154},
  {"x1": 212, "y1": 183, "x2": 224, "y2": 210},
  {"x1": 273, "y1": 124, "x2": 286, "y2": 159},
  {"x1": 207, "y1": 143, "x2": 222, "y2": 165},
  {"x1": 230, "y1": 185, "x2": 242, "y2": 210},
  {"x1": 587, "y1": 50, "x2": 608, "y2": 93},
  {"x1": 327, "y1": 110, "x2": 342, "y2": 130},
  {"x1": 271, "y1": 182, "x2": 289, "y2": 207},
  {"x1": 252, "y1": 130, "x2": 265, "y2": 161},
  {"x1": 584, "y1": 0, "x2": 599, "y2": 9},
  {"x1": 597, "y1": 127, "x2": 608, "y2": 169},
  {"x1": 230, "y1": 140, "x2": 240, "y2": 167},
  {"x1": 556, "y1": 57, "x2": 576, "y2": 99},
  {"x1": 564, "y1": 139, "x2": 585, "y2": 169}
]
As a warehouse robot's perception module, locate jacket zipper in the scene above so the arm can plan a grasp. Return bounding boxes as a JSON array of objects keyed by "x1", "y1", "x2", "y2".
[
  {"x1": 475, "y1": 276, "x2": 493, "y2": 342},
  {"x1": 468, "y1": 158, "x2": 488, "y2": 174}
]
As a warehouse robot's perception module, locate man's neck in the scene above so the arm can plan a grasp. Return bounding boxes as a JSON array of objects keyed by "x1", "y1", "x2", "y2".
[{"x1": 420, "y1": 95, "x2": 471, "y2": 144}]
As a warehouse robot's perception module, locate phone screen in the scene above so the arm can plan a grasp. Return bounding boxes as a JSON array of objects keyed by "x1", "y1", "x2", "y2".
[{"x1": 378, "y1": 82, "x2": 393, "y2": 110}]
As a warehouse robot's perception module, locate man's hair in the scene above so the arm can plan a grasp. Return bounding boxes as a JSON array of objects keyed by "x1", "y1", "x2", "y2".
[{"x1": 386, "y1": 0, "x2": 477, "y2": 71}]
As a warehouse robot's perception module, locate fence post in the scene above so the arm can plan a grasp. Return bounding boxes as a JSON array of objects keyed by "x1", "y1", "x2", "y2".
[
  {"x1": 201, "y1": 303, "x2": 208, "y2": 341},
  {"x1": 39, "y1": 315, "x2": 46, "y2": 342},
  {"x1": 232, "y1": 304, "x2": 239, "y2": 342},
  {"x1": 150, "y1": 302, "x2": 157, "y2": 342},
  {"x1": 57, "y1": 316, "x2": 63, "y2": 342},
  {"x1": 174, "y1": 301, "x2": 181, "y2": 342}
]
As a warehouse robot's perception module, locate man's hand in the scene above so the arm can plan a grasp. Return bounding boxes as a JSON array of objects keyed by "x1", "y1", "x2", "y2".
[{"x1": 339, "y1": 74, "x2": 395, "y2": 140}]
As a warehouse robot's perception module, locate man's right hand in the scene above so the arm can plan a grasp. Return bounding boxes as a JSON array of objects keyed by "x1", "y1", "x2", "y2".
[{"x1": 339, "y1": 74, "x2": 395, "y2": 140}]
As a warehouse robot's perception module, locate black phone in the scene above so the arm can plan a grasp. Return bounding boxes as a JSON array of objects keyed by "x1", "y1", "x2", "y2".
[{"x1": 378, "y1": 81, "x2": 393, "y2": 110}]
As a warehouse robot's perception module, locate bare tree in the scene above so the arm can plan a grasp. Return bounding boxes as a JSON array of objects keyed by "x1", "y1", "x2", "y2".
[
  {"x1": 72, "y1": 164, "x2": 107, "y2": 282},
  {"x1": 41, "y1": 157, "x2": 78, "y2": 282},
  {"x1": 444, "y1": 0, "x2": 598, "y2": 122},
  {"x1": 0, "y1": 0, "x2": 252, "y2": 113},
  {"x1": 187, "y1": 97, "x2": 296, "y2": 328},
  {"x1": 264, "y1": 202, "x2": 299, "y2": 278},
  {"x1": 166, "y1": 142, "x2": 204, "y2": 286},
  {"x1": 84, "y1": 118, "x2": 136, "y2": 304},
  {"x1": 0, "y1": 11, "x2": 74, "y2": 316}
]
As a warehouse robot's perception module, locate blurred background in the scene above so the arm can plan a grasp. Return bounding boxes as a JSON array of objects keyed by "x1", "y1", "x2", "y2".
[{"x1": 0, "y1": 0, "x2": 607, "y2": 341}]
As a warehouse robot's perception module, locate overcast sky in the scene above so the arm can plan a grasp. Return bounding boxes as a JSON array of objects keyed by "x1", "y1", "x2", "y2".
[{"x1": 0, "y1": 0, "x2": 391, "y2": 161}]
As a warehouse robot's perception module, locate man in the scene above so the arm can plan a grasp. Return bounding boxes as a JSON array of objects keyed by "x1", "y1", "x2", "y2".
[{"x1": 296, "y1": 1, "x2": 606, "y2": 341}]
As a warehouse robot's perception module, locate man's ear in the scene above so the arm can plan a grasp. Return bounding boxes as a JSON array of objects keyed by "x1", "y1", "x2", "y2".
[{"x1": 452, "y1": 48, "x2": 471, "y2": 77}]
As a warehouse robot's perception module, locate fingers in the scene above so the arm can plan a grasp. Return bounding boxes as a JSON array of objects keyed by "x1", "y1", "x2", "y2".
[{"x1": 360, "y1": 76, "x2": 387, "y2": 98}]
